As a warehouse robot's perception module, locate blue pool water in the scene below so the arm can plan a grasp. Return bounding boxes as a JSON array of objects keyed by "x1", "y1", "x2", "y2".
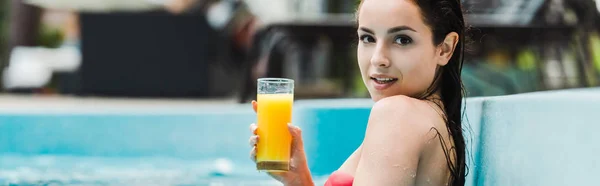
[
  {"x1": 0, "y1": 155, "x2": 327, "y2": 185},
  {"x1": 0, "y1": 155, "x2": 334, "y2": 185},
  {"x1": 0, "y1": 102, "x2": 333, "y2": 186}
]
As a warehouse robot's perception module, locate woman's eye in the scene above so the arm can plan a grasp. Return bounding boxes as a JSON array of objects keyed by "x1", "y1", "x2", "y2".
[
  {"x1": 394, "y1": 36, "x2": 413, "y2": 45},
  {"x1": 359, "y1": 35, "x2": 375, "y2": 43}
]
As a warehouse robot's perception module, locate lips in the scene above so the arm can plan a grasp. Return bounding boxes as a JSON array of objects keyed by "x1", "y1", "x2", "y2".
[{"x1": 370, "y1": 75, "x2": 398, "y2": 90}]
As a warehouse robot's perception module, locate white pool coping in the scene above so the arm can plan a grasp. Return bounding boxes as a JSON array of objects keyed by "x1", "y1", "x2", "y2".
[{"x1": 0, "y1": 94, "x2": 250, "y2": 115}]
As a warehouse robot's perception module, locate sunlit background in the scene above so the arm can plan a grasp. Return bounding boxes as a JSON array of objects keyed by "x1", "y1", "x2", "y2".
[{"x1": 0, "y1": 0, "x2": 599, "y2": 185}]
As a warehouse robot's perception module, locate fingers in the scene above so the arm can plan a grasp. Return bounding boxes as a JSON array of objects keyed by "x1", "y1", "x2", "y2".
[
  {"x1": 287, "y1": 123, "x2": 302, "y2": 140},
  {"x1": 287, "y1": 124, "x2": 304, "y2": 153},
  {"x1": 249, "y1": 135, "x2": 259, "y2": 147},
  {"x1": 249, "y1": 123, "x2": 259, "y2": 162},
  {"x1": 248, "y1": 123, "x2": 258, "y2": 163},
  {"x1": 251, "y1": 100, "x2": 258, "y2": 113},
  {"x1": 250, "y1": 146, "x2": 257, "y2": 162},
  {"x1": 250, "y1": 123, "x2": 258, "y2": 135}
]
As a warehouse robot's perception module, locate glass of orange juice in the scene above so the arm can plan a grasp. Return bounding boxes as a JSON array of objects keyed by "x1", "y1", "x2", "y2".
[{"x1": 256, "y1": 78, "x2": 294, "y2": 172}]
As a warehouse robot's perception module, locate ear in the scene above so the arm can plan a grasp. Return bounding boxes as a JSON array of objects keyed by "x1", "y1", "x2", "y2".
[{"x1": 436, "y1": 32, "x2": 460, "y2": 66}]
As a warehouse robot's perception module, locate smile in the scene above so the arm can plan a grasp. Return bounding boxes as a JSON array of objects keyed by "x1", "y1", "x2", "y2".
[{"x1": 370, "y1": 76, "x2": 398, "y2": 90}]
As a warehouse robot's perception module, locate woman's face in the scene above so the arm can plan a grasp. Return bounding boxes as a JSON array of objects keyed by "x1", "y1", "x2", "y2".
[{"x1": 357, "y1": 0, "x2": 446, "y2": 102}]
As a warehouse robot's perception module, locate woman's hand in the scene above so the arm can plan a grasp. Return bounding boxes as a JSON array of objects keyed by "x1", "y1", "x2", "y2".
[{"x1": 249, "y1": 100, "x2": 314, "y2": 186}]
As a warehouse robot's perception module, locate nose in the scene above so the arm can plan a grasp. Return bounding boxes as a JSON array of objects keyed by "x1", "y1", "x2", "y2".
[{"x1": 370, "y1": 44, "x2": 391, "y2": 68}]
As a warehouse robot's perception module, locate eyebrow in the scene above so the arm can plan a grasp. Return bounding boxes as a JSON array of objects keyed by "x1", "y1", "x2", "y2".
[
  {"x1": 388, "y1": 26, "x2": 417, "y2": 33},
  {"x1": 359, "y1": 26, "x2": 417, "y2": 34},
  {"x1": 359, "y1": 27, "x2": 375, "y2": 34}
]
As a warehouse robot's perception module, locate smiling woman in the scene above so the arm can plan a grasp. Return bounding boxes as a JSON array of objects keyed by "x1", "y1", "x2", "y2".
[
  {"x1": 248, "y1": 0, "x2": 468, "y2": 185},
  {"x1": 349, "y1": 1, "x2": 465, "y2": 184}
]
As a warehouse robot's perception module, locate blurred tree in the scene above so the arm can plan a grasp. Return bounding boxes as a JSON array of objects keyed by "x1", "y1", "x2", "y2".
[
  {"x1": 327, "y1": 0, "x2": 355, "y2": 13},
  {"x1": 36, "y1": 24, "x2": 64, "y2": 48},
  {"x1": 591, "y1": 32, "x2": 600, "y2": 77}
]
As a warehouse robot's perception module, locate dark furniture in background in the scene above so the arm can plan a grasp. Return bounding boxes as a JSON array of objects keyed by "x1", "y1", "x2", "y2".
[{"x1": 77, "y1": 11, "x2": 229, "y2": 98}]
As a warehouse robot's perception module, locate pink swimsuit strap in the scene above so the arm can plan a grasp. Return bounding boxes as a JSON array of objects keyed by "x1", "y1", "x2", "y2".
[{"x1": 324, "y1": 171, "x2": 354, "y2": 186}]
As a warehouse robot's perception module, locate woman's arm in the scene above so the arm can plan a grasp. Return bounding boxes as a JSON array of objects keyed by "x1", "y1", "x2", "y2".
[{"x1": 353, "y1": 95, "x2": 429, "y2": 185}]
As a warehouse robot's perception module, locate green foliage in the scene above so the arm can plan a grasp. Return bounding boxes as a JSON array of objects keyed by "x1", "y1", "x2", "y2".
[{"x1": 37, "y1": 25, "x2": 64, "y2": 48}]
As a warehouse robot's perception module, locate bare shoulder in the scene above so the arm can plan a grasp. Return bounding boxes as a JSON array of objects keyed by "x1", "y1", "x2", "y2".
[
  {"x1": 363, "y1": 95, "x2": 447, "y2": 155},
  {"x1": 367, "y1": 95, "x2": 450, "y2": 151},
  {"x1": 370, "y1": 95, "x2": 444, "y2": 134},
  {"x1": 354, "y1": 95, "x2": 447, "y2": 185}
]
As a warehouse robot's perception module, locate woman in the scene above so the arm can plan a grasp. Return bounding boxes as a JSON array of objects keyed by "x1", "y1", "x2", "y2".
[{"x1": 249, "y1": 0, "x2": 467, "y2": 185}]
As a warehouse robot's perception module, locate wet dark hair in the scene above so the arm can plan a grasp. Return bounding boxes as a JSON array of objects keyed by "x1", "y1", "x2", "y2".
[{"x1": 357, "y1": 0, "x2": 467, "y2": 185}]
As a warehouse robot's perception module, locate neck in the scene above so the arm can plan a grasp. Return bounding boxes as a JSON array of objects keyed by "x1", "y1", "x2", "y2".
[
  {"x1": 418, "y1": 88, "x2": 446, "y2": 117},
  {"x1": 417, "y1": 66, "x2": 444, "y2": 103}
]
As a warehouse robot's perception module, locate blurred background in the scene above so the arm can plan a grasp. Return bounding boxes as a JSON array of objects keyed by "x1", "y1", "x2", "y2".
[{"x1": 0, "y1": 0, "x2": 599, "y2": 102}]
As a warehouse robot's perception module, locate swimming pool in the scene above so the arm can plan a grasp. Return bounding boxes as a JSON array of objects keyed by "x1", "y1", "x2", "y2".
[
  {"x1": 4, "y1": 89, "x2": 600, "y2": 185},
  {"x1": 0, "y1": 98, "x2": 335, "y2": 185},
  {"x1": 0, "y1": 97, "x2": 479, "y2": 185}
]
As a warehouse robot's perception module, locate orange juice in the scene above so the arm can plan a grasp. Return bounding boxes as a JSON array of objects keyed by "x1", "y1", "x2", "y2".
[{"x1": 256, "y1": 93, "x2": 293, "y2": 171}]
